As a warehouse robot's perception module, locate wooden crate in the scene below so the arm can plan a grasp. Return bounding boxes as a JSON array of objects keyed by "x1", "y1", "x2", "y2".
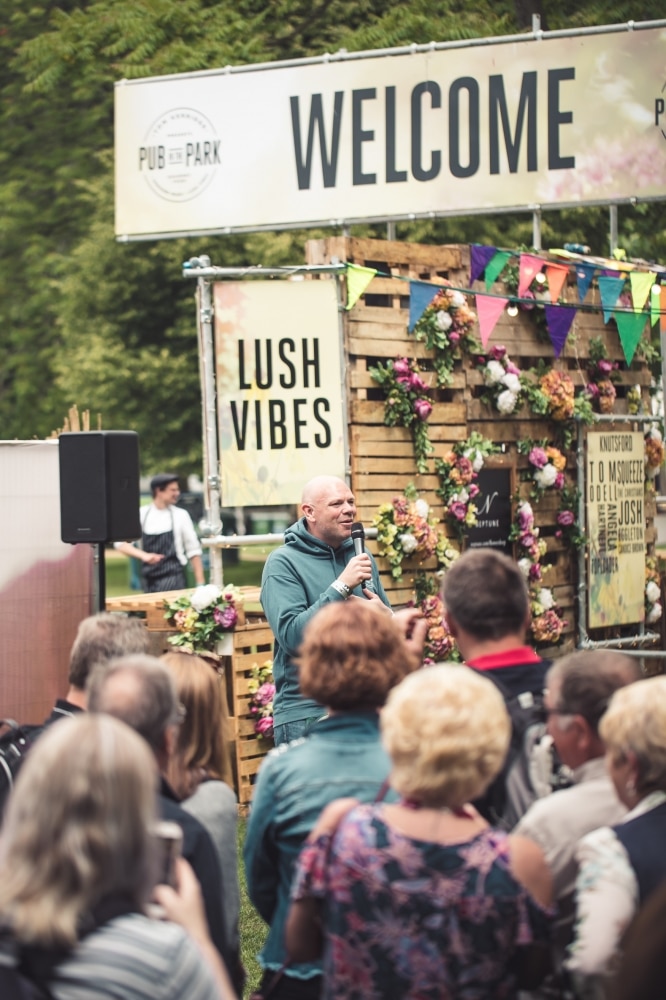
[{"x1": 106, "y1": 588, "x2": 271, "y2": 806}]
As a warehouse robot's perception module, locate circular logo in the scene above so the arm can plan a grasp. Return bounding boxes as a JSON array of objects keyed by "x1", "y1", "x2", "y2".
[{"x1": 139, "y1": 107, "x2": 220, "y2": 202}]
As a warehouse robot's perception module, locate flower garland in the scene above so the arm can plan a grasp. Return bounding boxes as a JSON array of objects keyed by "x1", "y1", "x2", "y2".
[
  {"x1": 164, "y1": 584, "x2": 243, "y2": 652},
  {"x1": 247, "y1": 659, "x2": 275, "y2": 740},
  {"x1": 410, "y1": 284, "x2": 479, "y2": 387},
  {"x1": 585, "y1": 337, "x2": 620, "y2": 414},
  {"x1": 645, "y1": 558, "x2": 663, "y2": 626},
  {"x1": 511, "y1": 500, "x2": 567, "y2": 645},
  {"x1": 434, "y1": 432, "x2": 496, "y2": 540},
  {"x1": 555, "y1": 484, "x2": 586, "y2": 549},
  {"x1": 368, "y1": 356, "x2": 434, "y2": 473},
  {"x1": 372, "y1": 482, "x2": 457, "y2": 580},
  {"x1": 645, "y1": 426, "x2": 664, "y2": 479},
  {"x1": 475, "y1": 345, "x2": 525, "y2": 415}
]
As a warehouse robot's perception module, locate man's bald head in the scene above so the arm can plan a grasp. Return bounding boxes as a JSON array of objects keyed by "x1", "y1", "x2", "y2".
[{"x1": 301, "y1": 477, "x2": 356, "y2": 550}]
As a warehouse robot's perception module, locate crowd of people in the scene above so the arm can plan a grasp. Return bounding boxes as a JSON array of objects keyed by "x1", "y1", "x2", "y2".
[{"x1": 1, "y1": 474, "x2": 665, "y2": 1000}]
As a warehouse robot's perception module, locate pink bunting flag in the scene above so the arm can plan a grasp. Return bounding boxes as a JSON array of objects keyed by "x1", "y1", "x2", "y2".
[
  {"x1": 544, "y1": 262, "x2": 569, "y2": 303},
  {"x1": 544, "y1": 305, "x2": 576, "y2": 358},
  {"x1": 476, "y1": 295, "x2": 508, "y2": 348},
  {"x1": 518, "y1": 254, "x2": 543, "y2": 298}
]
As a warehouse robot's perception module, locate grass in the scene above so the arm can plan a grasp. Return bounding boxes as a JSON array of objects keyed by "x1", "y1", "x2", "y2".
[
  {"x1": 238, "y1": 815, "x2": 268, "y2": 998},
  {"x1": 103, "y1": 546, "x2": 274, "y2": 598}
]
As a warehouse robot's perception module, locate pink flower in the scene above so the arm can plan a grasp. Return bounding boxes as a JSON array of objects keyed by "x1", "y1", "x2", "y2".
[
  {"x1": 529, "y1": 563, "x2": 542, "y2": 582},
  {"x1": 214, "y1": 605, "x2": 237, "y2": 629},
  {"x1": 393, "y1": 358, "x2": 411, "y2": 376},
  {"x1": 554, "y1": 472, "x2": 565, "y2": 490},
  {"x1": 557, "y1": 510, "x2": 575, "y2": 526},
  {"x1": 506, "y1": 361, "x2": 521, "y2": 376},
  {"x1": 448, "y1": 501, "x2": 467, "y2": 521},
  {"x1": 256, "y1": 716, "x2": 274, "y2": 738},
  {"x1": 255, "y1": 682, "x2": 275, "y2": 706},
  {"x1": 448, "y1": 331, "x2": 461, "y2": 344},
  {"x1": 468, "y1": 483, "x2": 480, "y2": 498},
  {"x1": 586, "y1": 382, "x2": 600, "y2": 398},
  {"x1": 597, "y1": 359, "x2": 614, "y2": 374},
  {"x1": 528, "y1": 447, "x2": 548, "y2": 469},
  {"x1": 520, "y1": 532, "x2": 537, "y2": 549},
  {"x1": 490, "y1": 346, "x2": 507, "y2": 361},
  {"x1": 413, "y1": 398, "x2": 432, "y2": 421},
  {"x1": 409, "y1": 373, "x2": 428, "y2": 393}
]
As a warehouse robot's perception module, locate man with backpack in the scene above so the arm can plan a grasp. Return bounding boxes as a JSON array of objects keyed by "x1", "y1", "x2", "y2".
[
  {"x1": 0, "y1": 613, "x2": 151, "y2": 818},
  {"x1": 441, "y1": 548, "x2": 558, "y2": 829}
]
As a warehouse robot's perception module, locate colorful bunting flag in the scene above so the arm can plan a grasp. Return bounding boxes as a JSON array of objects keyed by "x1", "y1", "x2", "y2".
[
  {"x1": 614, "y1": 309, "x2": 648, "y2": 366},
  {"x1": 470, "y1": 244, "x2": 498, "y2": 284},
  {"x1": 650, "y1": 284, "x2": 661, "y2": 328},
  {"x1": 598, "y1": 276, "x2": 626, "y2": 323},
  {"x1": 345, "y1": 264, "x2": 377, "y2": 311},
  {"x1": 476, "y1": 295, "x2": 508, "y2": 348},
  {"x1": 575, "y1": 261, "x2": 596, "y2": 302},
  {"x1": 408, "y1": 280, "x2": 438, "y2": 332},
  {"x1": 484, "y1": 250, "x2": 512, "y2": 290},
  {"x1": 518, "y1": 254, "x2": 543, "y2": 298},
  {"x1": 629, "y1": 271, "x2": 656, "y2": 313},
  {"x1": 544, "y1": 262, "x2": 569, "y2": 303},
  {"x1": 544, "y1": 305, "x2": 576, "y2": 358}
]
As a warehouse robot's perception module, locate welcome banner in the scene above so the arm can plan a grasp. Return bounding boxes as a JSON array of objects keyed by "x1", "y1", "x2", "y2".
[{"x1": 115, "y1": 24, "x2": 666, "y2": 238}]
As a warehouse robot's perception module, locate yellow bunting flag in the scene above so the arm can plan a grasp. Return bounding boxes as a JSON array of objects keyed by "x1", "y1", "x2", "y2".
[
  {"x1": 345, "y1": 264, "x2": 377, "y2": 310},
  {"x1": 629, "y1": 272, "x2": 656, "y2": 313}
]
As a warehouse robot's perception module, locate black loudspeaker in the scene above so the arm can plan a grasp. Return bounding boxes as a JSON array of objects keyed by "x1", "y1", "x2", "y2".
[{"x1": 59, "y1": 431, "x2": 141, "y2": 544}]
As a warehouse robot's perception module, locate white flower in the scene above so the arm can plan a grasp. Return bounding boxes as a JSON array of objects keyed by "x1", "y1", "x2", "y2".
[
  {"x1": 501, "y1": 372, "x2": 521, "y2": 394},
  {"x1": 518, "y1": 558, "x2": 532, "y2": 578},
  {"x1": 534, "y1": 463, "x2": 558, "y2": 489},
  {"x1": 413, "y1": 499, "x2": 430, "y2": 519},
  {"x1": 449, "y1": 290, "x2": 466, "y2": 308},
  {"x1": 484, "y1": 360, "x2": 505, "y2": 386},
  {"x1": 190, "y1": 583, "x2": 222, "y2": 612},
  {"x1": 436, "y1": 310, "x2": 453, "y2": 331},
  {"x1": 399, "y1": 533, "x2": 418, "y2": 555},
  {"x1": 456, "y1": 489, "x2": 469, "y2": 504},
  {"x1": 519, "y1": 501, "x2": 534, "y2": 520},
  {"x1": 646, "y1": 581, "x2": 661, "y2": 604},
  {"x1": 497, "y1": 389, "x2": 518, "y2": 414},
  {"x1": 647, "y1": 601, "x2": 663, "y2": 624},
  {"x1": 538, "y1": 588, "x2": 555, "y2": 611},
  {"x1": 471, "y1": 450, "x2": 484, "y2": 473}
]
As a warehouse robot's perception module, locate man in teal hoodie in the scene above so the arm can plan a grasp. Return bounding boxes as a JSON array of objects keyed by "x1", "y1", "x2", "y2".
[{"x1": 260, "y1": 475, "x2": 391, "y2": 745}]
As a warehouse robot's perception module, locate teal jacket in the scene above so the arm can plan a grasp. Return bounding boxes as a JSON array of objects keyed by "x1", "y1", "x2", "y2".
[
  {"x1": 260, "y1": 517, "x2": 390, "y2": 727},
  {"x1": 243, "y1": 712, "x2": 395, "y2": 977}
]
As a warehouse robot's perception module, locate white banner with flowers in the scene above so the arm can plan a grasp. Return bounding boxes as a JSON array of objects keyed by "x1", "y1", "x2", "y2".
[{"x1": 587, "y1": 430, "x2": 645, "y2": 628}]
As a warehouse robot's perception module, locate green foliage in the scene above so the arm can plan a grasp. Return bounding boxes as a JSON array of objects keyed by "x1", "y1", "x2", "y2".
[{"x1": 1, "y1": 0, "x2": 665, "y2": 476}]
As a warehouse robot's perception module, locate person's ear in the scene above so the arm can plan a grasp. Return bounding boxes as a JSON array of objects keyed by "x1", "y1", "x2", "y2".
[{"x1": 302, "y1": 502, "x2": 315, "y2": 523}]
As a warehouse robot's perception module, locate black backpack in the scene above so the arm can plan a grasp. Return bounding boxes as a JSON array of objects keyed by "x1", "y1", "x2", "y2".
[
  {"x1": 472, "y1": 677, "x2": 571, "y2": 830},
  {"x1": 0, "y1": 720, "x2": 44, "y2": 819}
]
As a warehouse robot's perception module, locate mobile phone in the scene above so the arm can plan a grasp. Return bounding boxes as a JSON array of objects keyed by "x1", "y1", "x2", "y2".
[{"x1": 154, "y1": 820, "x2": 183, "y2": 888}]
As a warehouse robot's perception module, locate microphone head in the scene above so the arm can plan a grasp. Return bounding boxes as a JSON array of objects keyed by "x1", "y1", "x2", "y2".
[{"x1": 351, "y1": 522, "x2": 365, "y2": 540}]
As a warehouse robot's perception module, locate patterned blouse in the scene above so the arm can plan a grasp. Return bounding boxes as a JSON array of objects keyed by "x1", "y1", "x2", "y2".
[{"x1": 291, "y1": 803, "x2": 552, "y2": 999}]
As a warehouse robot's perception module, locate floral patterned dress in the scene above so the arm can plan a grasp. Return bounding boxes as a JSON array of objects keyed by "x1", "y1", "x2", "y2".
[{"x1": 291, "y1": 803, "x2": 552, "y2": 1000}]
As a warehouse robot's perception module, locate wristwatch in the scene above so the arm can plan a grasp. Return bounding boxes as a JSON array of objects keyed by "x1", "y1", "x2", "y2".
[{"x1": 331, "y1": 579, "x2": 352, "y2": 599}]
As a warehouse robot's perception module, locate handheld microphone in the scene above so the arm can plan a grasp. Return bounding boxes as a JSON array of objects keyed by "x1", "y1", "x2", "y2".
[
  {"x1": 351, "y1": 522, "x2": 365, "y2": 557},
  {"x1": 351, "y1": 522, "x2": 374, "y2": 593}
]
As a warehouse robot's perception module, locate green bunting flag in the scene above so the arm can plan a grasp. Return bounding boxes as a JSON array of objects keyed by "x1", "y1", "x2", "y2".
[
  {"x1": 614, "y1": 309, "x2": 648, "y2": 366},
  {"x1": 629, "y1": 271, "x2": 655, "y2": 313},
  {"x1": 484, "y1": 251, "x2": 512, "y2": 291}
]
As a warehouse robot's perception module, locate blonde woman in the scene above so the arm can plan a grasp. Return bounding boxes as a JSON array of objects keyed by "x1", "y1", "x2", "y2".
[
  {"x1": 286, "y1": 665, "x2": 553, "y2": 999},
  {"x1": 0, "y1": 713, "x2": 233, "y2": 999},
  {"x1": 568, "y1": 674, "x2": 666, "y2": 988},
  {"x1": 161, "y1": 650, "x2": 239, "y2": 971}
]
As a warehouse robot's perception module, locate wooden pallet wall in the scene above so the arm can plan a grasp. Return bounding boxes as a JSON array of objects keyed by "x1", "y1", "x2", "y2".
[{"x1": 306, "y1": 236, "x2": 656, "y2": 655}]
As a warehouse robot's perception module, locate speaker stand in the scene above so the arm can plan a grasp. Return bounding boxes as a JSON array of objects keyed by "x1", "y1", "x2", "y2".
[{"x1": 94, "y1": 544, "x2": 106, "y2": 613}]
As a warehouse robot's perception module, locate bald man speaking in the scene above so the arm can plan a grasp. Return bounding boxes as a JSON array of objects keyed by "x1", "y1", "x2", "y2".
[{"x1": 260, "y1": 476, "x2": 391, "y2": 745}]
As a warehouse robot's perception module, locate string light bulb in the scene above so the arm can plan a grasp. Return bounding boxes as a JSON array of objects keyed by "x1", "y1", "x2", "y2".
[
  {"x1": 507, "y1": 302, "x2": 519, "y2": 317},
  {"x1": 535, "y1": 272, "x2": 547, "y2": 284}
]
